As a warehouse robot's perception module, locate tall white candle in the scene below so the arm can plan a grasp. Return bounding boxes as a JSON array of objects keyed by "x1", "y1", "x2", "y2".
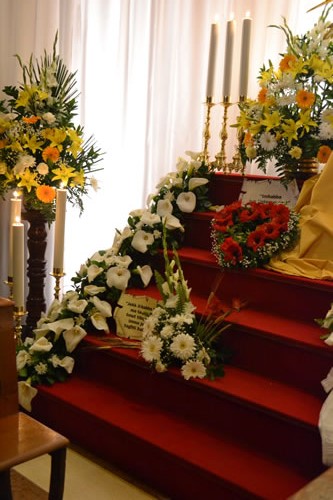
[
  {"x1": 8, "y1": 192, "x2": 22, "y2": 278},
  {"x1": 12, "y1": 220, "x2": 25, "y2": 309},
  {"x1": 222, "y1": 18, "x2": 236, "y2": 99},
  {"x1": 239, "y1": 15, "x2": 252, "y2": 98},
  {"x1": 53, "y1": 188, "x2": 67, "y2": 272},
  {"x1": 206, "y1": 22, "x2": 219, "y2": 98}
]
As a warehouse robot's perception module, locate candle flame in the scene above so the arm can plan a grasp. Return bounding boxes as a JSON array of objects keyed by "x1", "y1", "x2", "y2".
[
  {"x1": 13, "y1": 190, "x2": 18, "y2": 198},
  {"x1": 229, "y1": 12, "x2": 235, "y2": 21},
  {"x1": 15, "y1": 215, "x2": 21, "y2": 224},
  {"x1": 245, "y1": 10, "x2": 251, "y2": 18},
  {"x1": 214, "y1": 13, "x2": 219, "y2": 23}
]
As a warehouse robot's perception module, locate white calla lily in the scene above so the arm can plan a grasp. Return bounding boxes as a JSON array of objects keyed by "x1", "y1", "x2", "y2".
[
  {"x1": 188, "y1": 177, "x2": 209, "y2": 190},
  {"x1": 16, "y1": 350, "x2": 31, "y2": 371},
  {"x1": 113, "y1": 255, "x2": 132, "y2": 267},
  {"x1": 29, "y1": 336, "x2": 53, "y2": 352},
  {"x1": 57, "y1": 356, "x2": 75, "y2": 374},
  {"x1": 84, "y1": 285, "x2": 106, "y2": 296},
  {"x1": 87, "y1": 264, "x2": 104, "y2": 282},
  {"x1": 137, "y1": 265, "x2": 153, "y2": 287},
  {"x1": 67, "y1": 298, "x2": 88, "y2": 314},
  {"x1": 131, "y1": 230, "x2": 154, "y2": 253},
  {"x1": 18, "y1": 381, "x2": 38, "y2": 412},
  {"x1": 34, "y1": 318, "x2": 75, "y2": 341},
  {"x1": 163, "y1": 214, "x2": 184, "y2": 231},
  {"x1": 140, "y1": 210, "x2": 161, "y2": 226},
  {"x1": 176, "y1": 191, "x2": 196, "y2": 213},
  {"x1": 90, "y1": 312, "x2": 109, "y2": 332},
  {"x1": 156, "y1": 199, "x2": 173, "y2": 216},
  {"x1": 63, "y1": 325, "x2": 87, "y2": 353},
  {"x1": 90, "y1": 296, "x2": 112, "y2": 317},
  {"x1": 106, "y1": 266, "x2": 131, "y2": 290}
]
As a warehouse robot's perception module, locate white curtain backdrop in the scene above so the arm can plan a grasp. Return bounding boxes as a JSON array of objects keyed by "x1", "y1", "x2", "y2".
[{"x1": 0, "y1": 0, "x2": 322, "y2": 303}]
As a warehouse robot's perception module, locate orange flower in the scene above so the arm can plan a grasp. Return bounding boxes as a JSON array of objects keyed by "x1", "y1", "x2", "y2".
[
  {"x1": 23, "y1": 115, "x2": 40, "y2": 124},
  {"x1": 258, "y1": 87, "x2": 268, "y2": 103},
  {"x1": 0, "y1": 139, "x2": 7, "y2": 148},
  {"x1": 317, "y1": 145, "x2": 332, "y2": 163},
  {"x1": 42, "y1": 146, "x2": 60, "y2": 163},
  {"x1": 36, "y1": 185, "x2": 56, "y2": 203},
  {"x1": 244, "y1": 132, "x2": 253, "y2": 147},
  {"x1": 279, "y1": 54, "x2": 297, "y2": 72},
  {"x1": 296, "y1": 89, "x2": 315, "y2": 109}
]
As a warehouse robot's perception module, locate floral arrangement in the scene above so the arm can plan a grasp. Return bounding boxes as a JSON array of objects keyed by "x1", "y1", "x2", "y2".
[
  {"x1": 211, "y1": 200, "x2": 299, "y2": 269},
  {"x1": 140, "y1": 230, "x2": 230, "y2": 380},
  {"x1": 0, "y1": 34, "x2": 102, "y2": 221},
  {"x1": 236, "y1": 6, "x2": 333, "y2": 182},
  {"x1": 17, "y1": 151, "x2": 216, "y2": 410},
  {"x1": 315, "y1": 303, "x2": 333, "y2": 345}
]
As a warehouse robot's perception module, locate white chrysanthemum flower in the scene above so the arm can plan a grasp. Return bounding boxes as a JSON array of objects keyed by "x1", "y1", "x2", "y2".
[
  {"x1": 160, "y1": 324, "x2": 174, "y2": 338},
  {"x1": 156, "y1": 199, "x2": 173, "y2": 216},
  {"x1": 13, "y1": 154, "x2": 35, "y2": 174},
  {"x1": 35, "y1": 362, "x2": 48, "y2": 375},
  {"x1": 42, "y1": 112, "x2": 56, "y2": 124},
  {"x1": 141, "y1": 336, "x2": 163, "y2": 362},
  {"x1": 137, "y1": 265, "x2": 153, "y2": 287},
  {"x1": 176, "y1": 191, "x2": 196, "y2": 213},
  {"x1": 131, "y1": 230, "x2": 154, "y2": 253},
  {"x1": 170, "y1": 313, "x2": 195, "y2": 325},
  {"x1": 276, "y1": 94, "x2": 296, "y2": 106},
  {"x1": 181, "y1": 360, "x2": 207, "y2": 380},
  {"x1": 170, "y1": 333, "x2": 195, "y2": 360},
  {"x1": 87, "y1": 264, "x2": 104, "y2": 283},
  {"x1": 142, "y1": 316, "x2": 158, "y2": 337},
  {"x1": 36, "y1": 162, "x2": 49, "y2": 175},
  {"x1": 319, "y1": 122, "x2": 333, "y2": 140},
  {"x1": 259, "y1": 132, "x2": 278, "y2": 151},
  {"x1": 84, "y1": 285, "x2": 106, "y2": 296},
  {"x1": 63, "y1": 325, "x2": 88, "y2": 352},
  {"x1": 29, "y1": 337, "x2": 53, "y2": 353},
  {"x1": 106, "y1": 266, "x2": 131, "y2": 290},
  {"x1": 67, "y1": 298, "x2": 88, "y2": 314},
  {"x1": 16, "y1": 350, "x2": 31, "y2": 371},
  {"x1": 18, "y1": 381, "x2": 38, "y2": 412}
]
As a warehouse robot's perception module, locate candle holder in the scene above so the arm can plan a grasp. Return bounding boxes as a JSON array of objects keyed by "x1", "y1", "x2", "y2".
[
  {"x1": 199, "y1": 96, "x2": 215, "y2": 165},
  {"x1": 13, "y1": 306, "x2": 27, "y2": 345},
  {"x1": 231, "y1": 95, "x2": 247, "y2": 173},
  {"x1": 214, "y1": 96, "x2": 232, "y2": 172},
  {"x1": 4, "y1": 276, "x2": 13, "y2": 300},
  {"x1": 50, "y1": 268, "x2": 65, "y2": 301}
]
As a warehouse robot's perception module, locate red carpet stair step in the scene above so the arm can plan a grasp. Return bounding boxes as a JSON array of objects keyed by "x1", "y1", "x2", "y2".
[{"x1": 31, "y1": 174, "x2": 333, "y2": 499}]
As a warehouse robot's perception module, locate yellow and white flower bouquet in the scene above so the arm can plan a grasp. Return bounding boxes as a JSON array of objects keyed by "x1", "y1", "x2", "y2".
[
  {"x1": 0, "y1": 34, "x2": 102, "y2": 221},
  {"x1": 236, "y1": 6, "x2": 333, "y2": 182}
]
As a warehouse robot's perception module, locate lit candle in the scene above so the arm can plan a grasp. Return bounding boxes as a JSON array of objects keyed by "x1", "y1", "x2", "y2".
[
  {"x1": 206, "y1": 21, "x2": 219, "y2": 98},
  {"x1": 239, "y1": 14, "x2": 252, "y2": 98},
  {"x1": 53, "y1": 187, "x2": 67, "y2": 272},
  {"x1": 222, "y1": 17, "x2": 236, "y2": 99},
  {"x1": 8, "y1": 191, "x2": 22, "y2": 278},
  {"x1": 12, "y1": 217, "x2": 25, "y2": 309}
]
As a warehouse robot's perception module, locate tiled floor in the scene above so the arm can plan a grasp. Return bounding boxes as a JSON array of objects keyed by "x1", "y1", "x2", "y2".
[{"x1": 14, "y1": 446, "x2": 164, "y2": 499}]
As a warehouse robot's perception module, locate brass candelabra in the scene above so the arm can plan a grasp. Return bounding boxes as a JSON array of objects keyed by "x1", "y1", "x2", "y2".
[
  {"x1": 14, "y1": 306, "x2": 26, "y2": 345},
  {"x1": 4, "y1": 276, "x2": 13, "y2": 300},
  {"x1": 214, "y1": 96, "x2": 232, "y2": 172},
  {"x1": 200, "y1": 96, "x2": 215, "y2": 164},
  {"x1": 50, "y1": 268, "x2": 65, "y2": 301}
]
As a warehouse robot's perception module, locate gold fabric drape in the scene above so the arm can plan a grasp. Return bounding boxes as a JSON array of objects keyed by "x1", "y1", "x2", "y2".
[{"x1": 266, "y1": 154, "x2": 333, "y2": 280}]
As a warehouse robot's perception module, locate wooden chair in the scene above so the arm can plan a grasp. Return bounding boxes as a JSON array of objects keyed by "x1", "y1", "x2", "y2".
[{"x1": 0, "y1": 297, "x2": 69, "y2": 500}]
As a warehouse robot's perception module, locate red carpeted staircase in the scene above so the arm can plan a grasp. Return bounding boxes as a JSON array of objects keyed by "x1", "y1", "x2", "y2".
[{"x1": 31, "y1": 174, "x2": 333, "y2": 499}]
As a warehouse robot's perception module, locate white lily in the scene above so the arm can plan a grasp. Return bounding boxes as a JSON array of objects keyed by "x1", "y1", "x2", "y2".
[
  {"x1": 63, "y1": 325, "x2": 87, "y2": 352},
  {"x1": 90, "y1": 296, "x2": 112, "y2": 317},
  {"x1": 106, "y1": 266, "x2": 131, "y2": 290},
  {"x1": 84, "y1": 284, "x2": 106, "y2": 296},
  {"x1": 176, "y1": 191, "x2": 196, "y2": 213},
  {"x1": 87, "y1": 264, "x2": 104, "y2": 283},
  {"x1": 18, "y1": 381, "x2": 38, "y2": 412},
  {"x1": 137, "y1": 265, "x2": 153, "y2": 287},
  {"x1": 131, "y1": 230, "x2": 154, "y2": 253},
  {"x1": 29, "y1": 337, "x2": 53, "y2": 353},
  {"x1": 188, "y1": 177, "x2": 209, "y2": 190},
  {"x1": 67, "y1": 298, "x2": 88, "y2": 314}
]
